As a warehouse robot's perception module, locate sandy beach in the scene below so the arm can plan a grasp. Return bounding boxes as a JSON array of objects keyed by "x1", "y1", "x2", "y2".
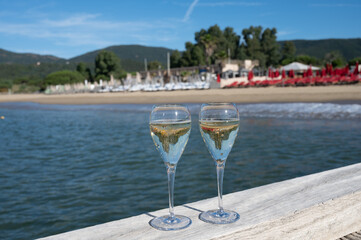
[{"x1": 0, "y1": 85, "x2": 360, "y2": 105}]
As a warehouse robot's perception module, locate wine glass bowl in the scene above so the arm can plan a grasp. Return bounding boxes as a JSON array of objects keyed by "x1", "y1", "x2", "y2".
[
  {"x1": 199, "y1": 103, "x2": 240, "y2": 224},
  {"x1": 149, "y1": 104, "x2": 192, "y2": 231}
]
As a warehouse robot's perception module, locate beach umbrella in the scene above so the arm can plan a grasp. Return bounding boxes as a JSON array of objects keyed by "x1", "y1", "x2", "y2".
[
  {"x1": 307, "y1": 66, "x2": 313, "y2": 77},
  {"x1": 248, "y1": 70, "x2": 254, "y2": 80},
  {"x1": 282, "y1": 69, "x2": 286, "y2": 78},
  {"x1": 337, "y1": 68, "x2": 343, "y2": 76},
  {"x1": 217, "y1": 74, "x2": 221, "y2": 83},
  {"x1": 281, "y1": 62, "x2": 320, "y2": 72},
  {"x1": 289, "y1": 69, "x2": 294, "y2": 78},
  {"x1": 344, "y1": 65, "x2": 349, "y2": 76},
  {"x1": 326, "y1": 64, "x2": 330, "y2": 75},
  {"x1": 268, "y1": 68, "x2": 273, "y2": 78},
  {"x1": 353, "y1": 62, "x2": 359, "y2": 75},
  {"x1": 321, "y1": 68, "x2": 326, "y2": 77},
  {"x1": 326, "y1": 64, "x2": 332, "y2": 75},
  {"x1": 275, "y1": 69, "x2": 280, "y2": 77},
  {"x1": 329, "y1": 64, "x2": 333, "y2": 75},
  {"x1": 303, "y1": 71, "x2": 307, "y2": 78}
]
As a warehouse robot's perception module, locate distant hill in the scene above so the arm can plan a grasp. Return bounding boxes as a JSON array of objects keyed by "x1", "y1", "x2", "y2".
[
  {"x1": 0, "y1": 45, "x2": 174, "y2": 72},
  {"x1": 69, "y1": 44, "x2": 174, "y2": 68},
  {"x1": 0, "y1": 48, "x2": 65, "y2": 64},
  {"x1": 278, "y1": 38, "x2": 361, "y2": 60},
  {"x1": 1, "y1": 39, "x2": 360, "y2": 72}
]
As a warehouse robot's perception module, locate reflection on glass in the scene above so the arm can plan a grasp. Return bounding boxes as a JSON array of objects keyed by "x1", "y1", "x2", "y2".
[
  {"x1": 149, "y1": 104, "x2": 192, "y2": 231},
  {"x1": 199, "y1": 103, "x2": 240, "y2": 224}
]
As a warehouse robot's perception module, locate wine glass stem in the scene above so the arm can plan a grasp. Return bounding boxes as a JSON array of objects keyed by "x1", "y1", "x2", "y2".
[
  {"x1": 216, "y1": 164, "x2": 225, "y2": 213},
  {"x1": 167, "y1": 165, "x2": 176, "y2": 219}
]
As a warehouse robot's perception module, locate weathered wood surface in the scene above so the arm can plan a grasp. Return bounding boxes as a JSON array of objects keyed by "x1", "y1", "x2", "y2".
[
  {"x1": 40, "y1": 163, "x2": 361, "y2": 240},
  {"x1": 338, "y1": 230, "x2": 361, "y2": 240}
]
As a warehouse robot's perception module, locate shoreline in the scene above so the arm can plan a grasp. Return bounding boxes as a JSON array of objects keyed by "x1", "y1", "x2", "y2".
[{"x1": 0, "y1": 85, "x2": 361, "y2": 105}]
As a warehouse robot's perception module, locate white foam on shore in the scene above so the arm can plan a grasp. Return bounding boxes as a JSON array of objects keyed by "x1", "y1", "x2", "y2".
[{"x1": 235, "y1": 103, "x2": 361, "y2": 120}]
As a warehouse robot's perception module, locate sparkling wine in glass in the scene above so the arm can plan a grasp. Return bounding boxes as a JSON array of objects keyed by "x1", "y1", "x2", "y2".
[
  {"x1": 199, "y1": 103, "x2": 240, "y2": 224},
  {"x1": 149, "y1": 104, "x2": 192, "y2": 231}
]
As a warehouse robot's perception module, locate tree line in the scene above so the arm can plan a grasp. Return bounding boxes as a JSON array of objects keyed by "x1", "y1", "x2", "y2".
[
  {"x1": 0, "y1": 50, "x2": 165, "y2": 92},
  {"x1": 42, "y1": 51, "x2": 164, "y2": 88},
  {"x1": 170, "y1": 24, "x2": 360, "y2": 69}
]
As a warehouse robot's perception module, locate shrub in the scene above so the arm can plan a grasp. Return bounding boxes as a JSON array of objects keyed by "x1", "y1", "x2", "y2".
[
  {"x1": 348, "y1": 57, "x2": 361, "y2": 66},
  {"x1": 0, "y1": 79, "x2": 12, "y2": 91},
  {"x1": 44, "y1": 70, "x2": 84, "y2": 86},
  {"x1": 94, "y1": 74, "x2": 109, "y2": 82}
]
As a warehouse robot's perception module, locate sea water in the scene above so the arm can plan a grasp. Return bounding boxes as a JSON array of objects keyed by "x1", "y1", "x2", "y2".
[{"x1": 0, "y1": 102, "x2": 360, "y2": 239}]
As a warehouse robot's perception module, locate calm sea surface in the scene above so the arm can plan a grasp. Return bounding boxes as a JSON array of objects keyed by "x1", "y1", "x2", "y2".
[{"x1": 0, "y1": 102, "x2": 360, "y2": 239}]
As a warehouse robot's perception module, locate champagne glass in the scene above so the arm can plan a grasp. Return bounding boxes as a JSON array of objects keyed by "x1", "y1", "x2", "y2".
[
  {"x1": 149, "y1": 104, "x2": 192, "y2": 231},
  {"x1": 199, "y1": 103, "x2": 240, "y2": 224}
]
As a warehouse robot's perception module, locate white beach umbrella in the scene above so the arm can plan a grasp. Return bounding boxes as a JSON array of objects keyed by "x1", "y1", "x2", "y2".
[{"x1": 281, "y1": 62, "x2": 320, "y2": 71}]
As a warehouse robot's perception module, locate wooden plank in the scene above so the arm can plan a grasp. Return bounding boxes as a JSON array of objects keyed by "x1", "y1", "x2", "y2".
[
  {"x1": 337, "y1": 231, "x2": 361, "y2": 240},
  {"x1": 39, "y1": 163, "x2": 361, "y2": 240},
  {"x1": 213, "y1": 191, "x2": 361, "y2": 240}
]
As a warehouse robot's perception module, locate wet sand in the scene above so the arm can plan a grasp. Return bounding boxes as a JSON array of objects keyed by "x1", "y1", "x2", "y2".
[{"x1": 0, "y1": 85, "x2": 360, "y2": 105}]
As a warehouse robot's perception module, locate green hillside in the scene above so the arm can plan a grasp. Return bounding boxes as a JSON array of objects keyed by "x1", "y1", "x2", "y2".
[
  {"x1": 69, "y1": 44, "x2": 174, "y2": 67},
  {"x1": 1, "y1": 40, "x2": 360, "y2": 70},
  {"x1": 0, "y1": 48, "x2": 65, "y2": 64},
  {"x1": 0, "y1": 63, "x2": 76, "y2": 80},
  {"x1": 278, "y1": 38, "x2": 361, "y2": 60},
  {"x1": 0, "y1": 45, "x2": 174, "y2": 72}
]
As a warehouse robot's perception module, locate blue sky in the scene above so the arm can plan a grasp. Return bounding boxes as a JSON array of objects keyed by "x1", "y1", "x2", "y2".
[{"x1": 0, "y1": 0, "x2": 360, "y2": 59}]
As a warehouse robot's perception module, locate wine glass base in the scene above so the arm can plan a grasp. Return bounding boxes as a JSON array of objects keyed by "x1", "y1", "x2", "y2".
[
  {"x1": 149, "y1": 215, "x2": 192, "y2": 231},
  {"x1": 199, "y1": 209, "x2": 240, "y2": 224}
]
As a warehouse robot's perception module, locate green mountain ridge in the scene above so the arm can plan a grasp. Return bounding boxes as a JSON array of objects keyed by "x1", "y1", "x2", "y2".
[
  {"x1": 0, "y1": 48, "x2": 65, "y2": 64},
  {"x1": 0, "y1": 45, "x2": 175, "y2": 72},
  {"x1": 278, "y1": 38, "x2": 361, "y2": 61},
  {"x1": 69, "y1": 44, "x2": 174, "y2": 68},
  {"x1": 1, "y1": 39, "x2": 361, "y2": 72}
]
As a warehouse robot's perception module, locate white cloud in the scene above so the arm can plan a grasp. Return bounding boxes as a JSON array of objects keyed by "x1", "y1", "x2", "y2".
[
  {"x1": 179, "y1": 0, "x2": 262, "y2": 22},
  {"x1": 183, "y1": 0, "x2": 199, "y2": 22},
  {"x1": 0, "y1": 12, "x2": 178, "y2": 50},
  {"x1": 277, "y1": 30, "x2": 296, "y2": 36},
  {"x1": 42, "y1": 14, "x2": 100, "y2": 27}
]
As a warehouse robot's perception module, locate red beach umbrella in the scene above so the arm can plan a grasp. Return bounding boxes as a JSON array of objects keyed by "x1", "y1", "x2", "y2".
[
  {"x1": 289, "y1": 69, "x2": 294, "y2": 78},
  {"x1": 353, "y1": 62, "x2": 359, "y2": 75},
  {"x1": 344, "y1": 65, "x2": 349, "y2": 76},
  {"x1": 326, "y1": 63, "x2": 330, "y2": 75},
  {"x1": 248, "y1": 70, "x2": 254, "y2": 81},
  {"x1": 268, "y1": 68, "x2": 272, "y2": 78},
  {"x1": 326, "y1": 64, "x2": 330, "y2": 75},
  {"x1": 321, "y1": 68, "x2": 326, "y2": 77},
  {"x1": 282, "y1": 69, "x2": 286, "y2": 78},
  {"x1": 307, "y1": 66, "x2": 313, "y2": 77},
  {"x1": 217, "y1": 74, "x2": 220, "y2": 83},
  {"x1": 275, "y1": 69, "x2": 280, "y2": 77}
]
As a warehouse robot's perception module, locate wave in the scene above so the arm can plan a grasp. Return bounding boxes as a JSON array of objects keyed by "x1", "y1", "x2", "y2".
[
  {"x1": 236, "y1": 103, "x2": 361, "y2": 120},
  {"x1": 1, "y1": 102, "x2": 361, "y2": 120}
]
